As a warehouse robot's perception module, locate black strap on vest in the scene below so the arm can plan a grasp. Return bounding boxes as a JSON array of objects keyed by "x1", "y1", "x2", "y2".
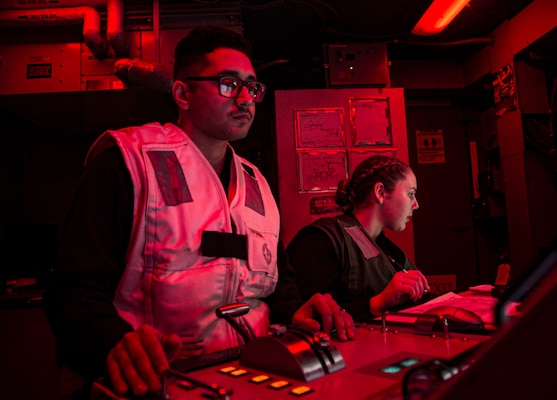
[{"x1": 201, "y1": 231, "x2": 248, "y2": 260}]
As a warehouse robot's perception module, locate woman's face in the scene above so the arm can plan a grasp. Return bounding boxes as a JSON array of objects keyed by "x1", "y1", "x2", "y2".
[{"x1": 381, "y1": 171, "x2": 419, "y2": 231}]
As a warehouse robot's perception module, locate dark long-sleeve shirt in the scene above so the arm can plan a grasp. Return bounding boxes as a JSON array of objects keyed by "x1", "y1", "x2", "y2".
[{"x1": 43, "y1": 145, "x2": 302, "y2": 381}]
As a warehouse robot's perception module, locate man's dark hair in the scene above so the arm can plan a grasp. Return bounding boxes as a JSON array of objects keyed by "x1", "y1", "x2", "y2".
[{"x1": 173, "y1": 26, "x2": 251, "y2": 79}]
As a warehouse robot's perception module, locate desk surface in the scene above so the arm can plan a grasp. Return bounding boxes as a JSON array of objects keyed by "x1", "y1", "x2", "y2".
[
  {"x1": 177, "y1": 326, "x2": 490, "y2": 400},
  {"x1": 94, "y1": 325, "x2": 491, "y2": 400},
  {"x1": 92, "y1": 290, "x2": 502, "y2": 400}
]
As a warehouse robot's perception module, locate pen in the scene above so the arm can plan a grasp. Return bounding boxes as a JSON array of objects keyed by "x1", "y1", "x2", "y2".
[
  {"x1": 387, "y1": 255, "x2": 430, "y2": 294},
  {"x1": 387, "y1": 255, "x2": 408, "y2": 273}
]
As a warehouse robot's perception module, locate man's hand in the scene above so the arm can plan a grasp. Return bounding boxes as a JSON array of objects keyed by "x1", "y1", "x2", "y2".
[
  {"x1": 105, "y1": 325, "x2": 182, "y2": 397},
  {"x1": 292, "y1": 293, "x2": 356, "y2": 341}
]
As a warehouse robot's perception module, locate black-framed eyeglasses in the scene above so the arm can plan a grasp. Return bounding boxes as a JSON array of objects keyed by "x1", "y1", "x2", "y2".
[{"x1": 181, "y1": 75, "x2": 266, "y2": 103}]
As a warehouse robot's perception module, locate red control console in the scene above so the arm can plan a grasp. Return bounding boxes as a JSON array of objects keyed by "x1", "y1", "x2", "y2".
[{"x1": 92, "y1": 324, "x2": 490, "y2": 399}]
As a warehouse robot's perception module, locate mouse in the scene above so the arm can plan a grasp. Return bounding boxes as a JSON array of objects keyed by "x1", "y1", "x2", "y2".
[{"x1": 413, "y1": 306, "x2": 485, "y2": 332}]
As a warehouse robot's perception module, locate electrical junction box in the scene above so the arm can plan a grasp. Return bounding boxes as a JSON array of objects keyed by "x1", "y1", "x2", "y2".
[{"x1": 324, "y1": 42, "x2": 389, "y2": 87}]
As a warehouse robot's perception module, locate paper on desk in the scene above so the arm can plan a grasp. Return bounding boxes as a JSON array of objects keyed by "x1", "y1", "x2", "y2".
[
  {"x1": 388, "y1": 292, "x2": 499, "y2": 324},
  {"x1": 468, "y1": 284, "x2": 495, "y2": 295},
  {"x1": 408, "y1": 292, "x2": 498, "y2": 323}
]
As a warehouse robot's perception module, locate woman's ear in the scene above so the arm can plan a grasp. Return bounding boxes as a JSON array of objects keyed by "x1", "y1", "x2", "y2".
[
  {"x1": 172, "y1": 79, "x2": 190, "y2": 110},
  {"x1": 374, "y1": 182, "x2": 385, "y2": 205}
]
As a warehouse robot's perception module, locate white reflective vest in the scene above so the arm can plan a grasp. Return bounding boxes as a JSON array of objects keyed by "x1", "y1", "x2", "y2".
[{"x1": 86, "y1": 122, "x2": 280, "y2": 357}]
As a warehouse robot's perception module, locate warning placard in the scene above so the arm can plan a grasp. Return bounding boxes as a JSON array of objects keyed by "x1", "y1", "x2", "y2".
[{"x1": 416, "y1": 129, "x2": 445, "y2": 164}]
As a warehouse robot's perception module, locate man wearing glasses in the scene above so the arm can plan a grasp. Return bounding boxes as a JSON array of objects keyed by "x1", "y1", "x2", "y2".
[{"x1": 44, "y1": 26, "x2": 355, "y2": 399}]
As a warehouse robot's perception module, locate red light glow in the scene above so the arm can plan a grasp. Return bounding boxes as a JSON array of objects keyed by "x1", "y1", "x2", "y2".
[{"x1": 412, "y1": 0, "x2": 472, "y2": 36}]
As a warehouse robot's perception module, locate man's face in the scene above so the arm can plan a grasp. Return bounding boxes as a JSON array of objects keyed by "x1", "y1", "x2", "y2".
[{"x1": 183, "y1": 48, "x2": 258, "y2": 143}]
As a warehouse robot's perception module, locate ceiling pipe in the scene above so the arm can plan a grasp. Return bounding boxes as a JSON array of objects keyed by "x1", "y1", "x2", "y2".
[
  {"x1": 0, "y1": 6, "x2": 108, "y2": 59},
  {"x1": 114, "y1": 58, "x2": 173, "y2": 94},
  {"x1": 0, "y1": 0, "x2": 129, "y2": 59},
  {"x1": 0, "y1": 1, "x2": 108, "y2": 8},
  {"x1": 107, "y1": 0, "x2": 129, "y2": 57},
  {"x1": 394, "y1": 37, "x2": 494, "y2": 47}
]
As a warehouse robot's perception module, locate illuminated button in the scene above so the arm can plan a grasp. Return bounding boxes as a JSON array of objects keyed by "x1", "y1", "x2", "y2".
[
  {"x1": 218, "y1": 366, "x2": 237, "y2": 374},
  {"x1": 269, "y1": 380, "x2": 291, "y2": 390},
  {"x1": 176, "y1": 381, "x2": 196, "y2": 390},
  {"x1": 250, "y1": 375, "x2": 272, "y2": 384},
  {"x1": 382, "y1": 365, "x2": 402, "y2": 374},
  {"x1": 229, "y1": 369, "x2": 249, "y2": 377},
  {"x1": 400, "y1": 358, "x2": 420, "y2": 367},
  {"x1": 290, "y1": 385, "x2": 314, "y2": 396}
]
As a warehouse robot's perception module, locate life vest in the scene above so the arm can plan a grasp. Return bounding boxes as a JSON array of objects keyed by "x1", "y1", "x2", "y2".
[{"x1": 86, "y1": 122, "x2": 280, "y2": 357}]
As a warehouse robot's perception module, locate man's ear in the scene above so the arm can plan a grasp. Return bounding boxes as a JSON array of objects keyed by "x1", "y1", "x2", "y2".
[
  {"x1": 374, "y1": 182, "x2": 385, "y2": 205},
  {"x1": 172, "y1": 80, "x2": 190, "y2": 110}
]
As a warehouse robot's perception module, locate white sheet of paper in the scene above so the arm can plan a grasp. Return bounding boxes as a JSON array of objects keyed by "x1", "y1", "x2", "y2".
[
  {"x1": 402, "y1": 292, "x2": 499, "y2": 324},
  {"x1": 378, "y1": 292, "x2": 501, "y2": 325}
]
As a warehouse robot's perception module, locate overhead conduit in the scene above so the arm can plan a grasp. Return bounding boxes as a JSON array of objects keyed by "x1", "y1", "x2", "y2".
[
  {"x1": 114, "y1": 58, "x2": 173, "y2": 94},
  {"x1": 0, "y1": 0, "x2": 174, "y2": 93},
  {"x1": 106, "y1": 0, "x2": 128, "y2": 57},
  {"x1": 0, "y1": 0, "x2": 129, "y2": 59}
]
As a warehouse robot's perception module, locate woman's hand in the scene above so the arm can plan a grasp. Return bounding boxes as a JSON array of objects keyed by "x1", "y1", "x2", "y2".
[{"x1": 370, "y1": 270, "x2": 430, "y2": 315}]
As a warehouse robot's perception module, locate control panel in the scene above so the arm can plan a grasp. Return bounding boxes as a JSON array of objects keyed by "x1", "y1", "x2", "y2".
[{"x1": 92, "y1": 324, "x2": 490, "y2": 400}]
